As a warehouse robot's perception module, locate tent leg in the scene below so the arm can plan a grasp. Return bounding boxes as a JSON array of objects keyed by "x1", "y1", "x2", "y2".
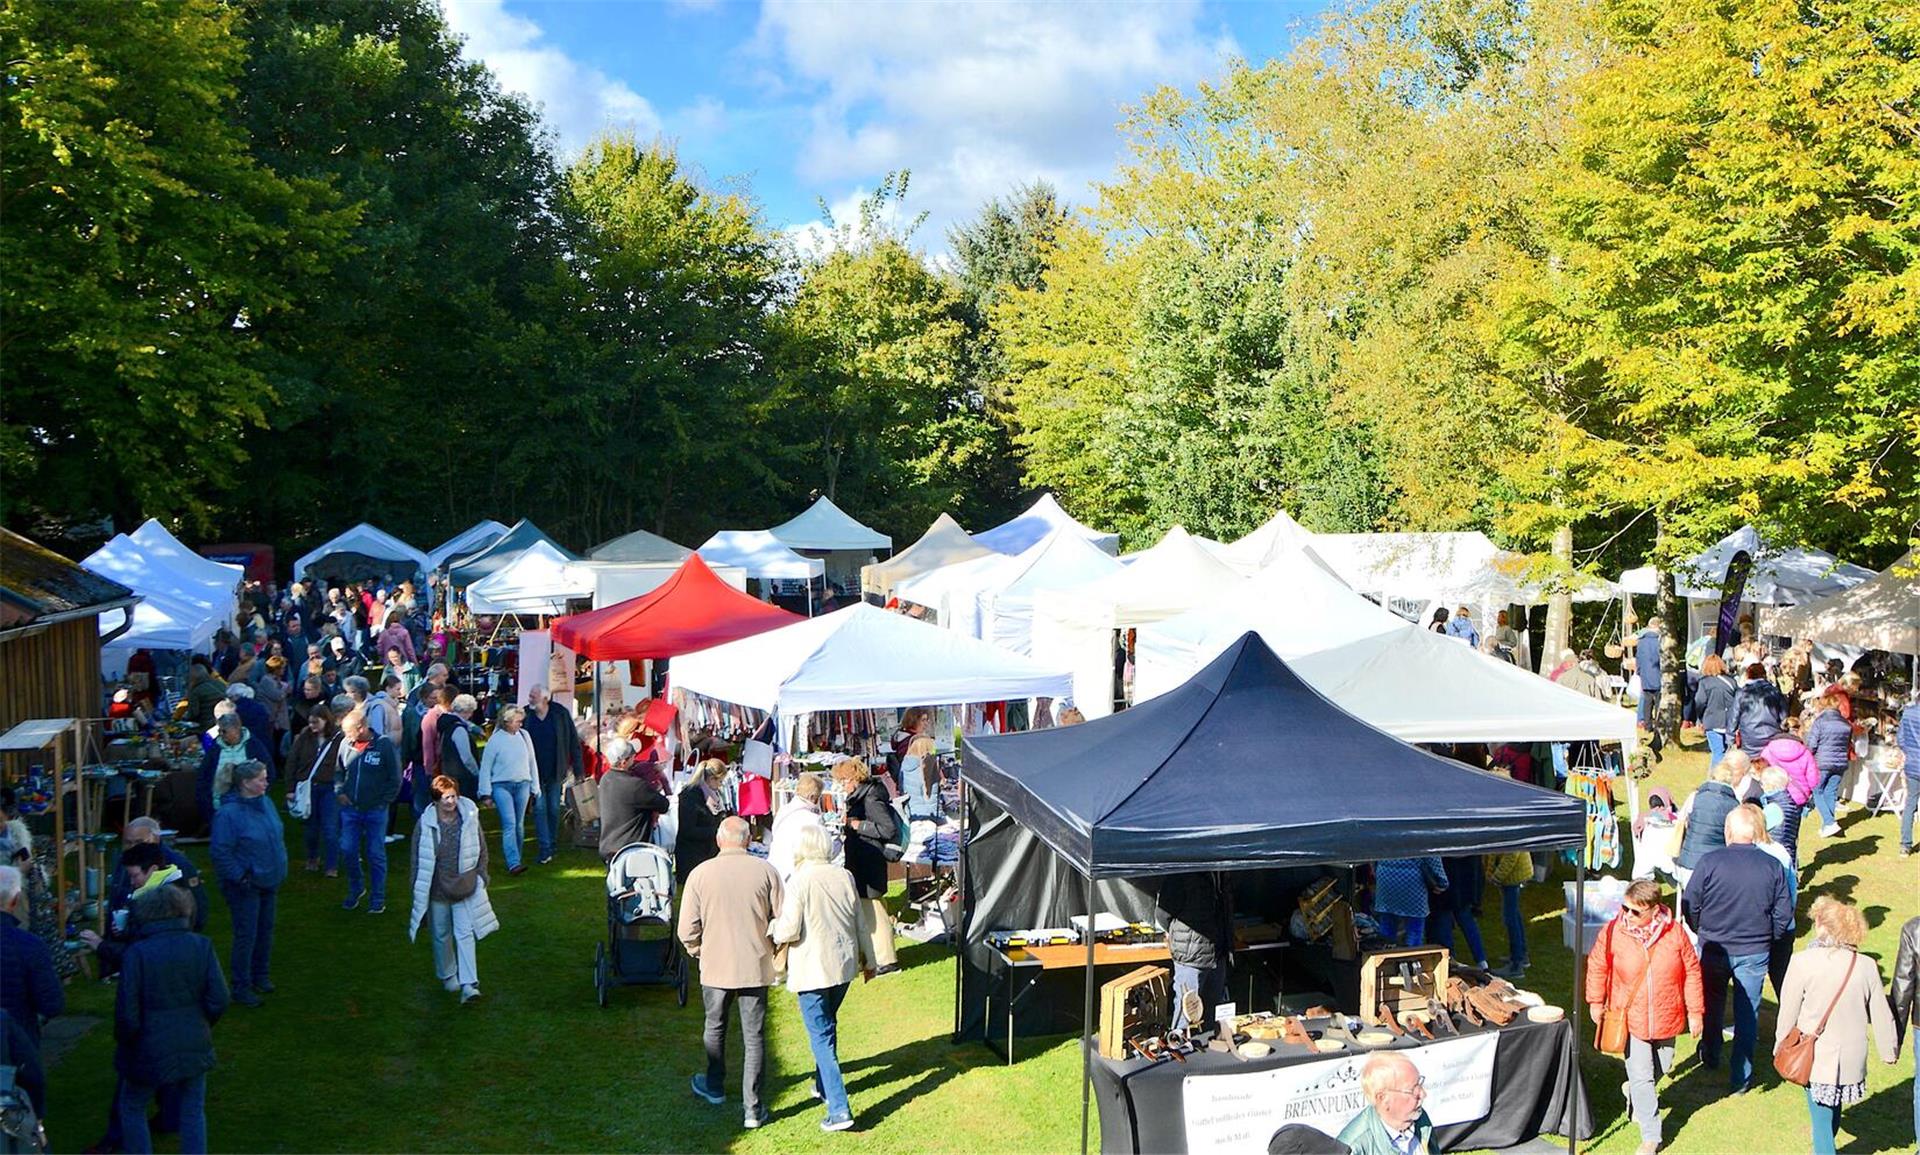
[
  {"x1": 1081, "y1": 869, "x2": 1096, "y2": 1155},
  {"x1": 952, "y1": 779, "x2": 968, "y2": 1043},
  {"x1": 1571, "y1": 858, "x2": 1586, "y2": 1155}
]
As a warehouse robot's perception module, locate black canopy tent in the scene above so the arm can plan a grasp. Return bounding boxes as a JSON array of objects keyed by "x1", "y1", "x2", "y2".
[{"x1": 958, "y1": 633, "x2": 1591, "y2": 1153}]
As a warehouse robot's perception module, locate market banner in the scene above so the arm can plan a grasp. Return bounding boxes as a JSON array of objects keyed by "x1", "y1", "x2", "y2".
[
  {"x1": 1180, "y1": 1032, "x2": 1500, "y2": 1153},
  {"x1": 1715, "y1": 548, "x2": 1752, "y2": 654}
]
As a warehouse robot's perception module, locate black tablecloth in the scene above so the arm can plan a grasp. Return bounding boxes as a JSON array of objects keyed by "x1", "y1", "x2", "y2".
[{"x1": 1091, "y1": 1018, "x2": 1592, "y2": 1154}]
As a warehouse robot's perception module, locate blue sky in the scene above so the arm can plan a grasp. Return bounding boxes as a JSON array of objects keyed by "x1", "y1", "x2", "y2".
[{"x1": 440, "y1": 0, "x2": 1330, "y2": 250}]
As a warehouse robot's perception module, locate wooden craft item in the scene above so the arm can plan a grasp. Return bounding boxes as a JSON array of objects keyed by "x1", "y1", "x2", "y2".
[
  {"x1": 1359, "y1": 946, "x2": 1450, "y2": 1027},
  {"x1": 1099, "y1": 965, "x2": 1171, "y2": 1061}
]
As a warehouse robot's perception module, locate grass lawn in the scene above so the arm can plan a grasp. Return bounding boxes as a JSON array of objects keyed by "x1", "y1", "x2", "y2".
[{"x1": 41, "y1": 737, "x2": 1918, "y2": 1153}]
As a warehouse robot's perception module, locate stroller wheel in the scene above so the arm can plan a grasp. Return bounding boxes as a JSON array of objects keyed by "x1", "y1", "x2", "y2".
[
  {"x1": 676, "y1": 970, "x2": 688, "y2": 1007},
  {"x1": 594, "y1": 942, "x2": 609, "y2": 1008}
]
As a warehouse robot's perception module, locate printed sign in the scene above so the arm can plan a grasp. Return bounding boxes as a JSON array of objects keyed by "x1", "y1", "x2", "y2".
[{"x1": 1182, "y1": 1032, "x2": 1499, "y2": 1153}]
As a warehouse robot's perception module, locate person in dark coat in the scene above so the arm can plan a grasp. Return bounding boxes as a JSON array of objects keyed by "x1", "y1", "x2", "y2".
[
  {"x1": 0, "y1": 865, "x2": 63, "y2": 1046},
  {"x1": 114, "y1": 884, "x2": 228, "y2": 1155},
  {"x1": 831, "y1": 757, "x2": 900, "y2": 976},
  {"x1": 1691, "y1": 654, "x2": 1740, "y2": 769},
  {"x1": 596, "y1": 740, "x2": 670, "y2": 861},
  {"x1": 1159, "y1": 871, "x2": 1232, "y2": 1031},
  {"x1": 675, "y1": 759, "x2": 734, "y2": 888},
  {"x1": 196, "y1": 714, "x2": 274, "y2": 836},
  {"x1": 1804, "y1": 690, "x2": 1854, "y2": 837},
  {"x1": 1731, "y1": 665, "x2": 1786, "y2": 757},
  {"x1": 225, "y1": 685, "x2": 275, "y2": 775},
  {"x1": 209, "y1": 761, "x2": 288, "y2": 1007},
  {"x1": 521, "y1": 685, "x2": 582, "y2": 866},
  {"x1": 84, "y1": 841, "x2": 208, "y2": 972}
]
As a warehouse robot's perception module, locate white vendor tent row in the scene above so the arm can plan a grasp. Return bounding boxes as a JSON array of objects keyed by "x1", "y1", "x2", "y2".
[
  {"x1": 589, "y1": 527, "x2": 693, "y2": 565},
  {"x1": 130, "y1": 520, "x2": 244, "y2": 593},
  {"x1": 1769, "y1": 546, "x2": 1919, "y2": 657},
  {"x1": 1310, "y1": 531, "x2": 1544, "y2": 609},
  {"x1": 860, "y1": 513, "x2": 991, "y2": 601},
  {"x1": 980, "y1": 530, "x2": 1125, "y2": 655},
  {"x1": 974, "y1": 493, "x2": 1120, "y2": 556},
  {"x1": 82, "y1": 535, "x2": 234, "y2": 651},
  {"x1": 670, "y1": 603, "x2": 1073, "y2": 736},
  {"x1": 697, "y1": 531, "x2": 824, "y2": 581},
  {"x1": 895, "y1": 549, "x2": 1021, "y2": 635},
  {"x1": 465, "y1": 541, "x2": 596, "y2": 615},
  {"x1": 767, "y1": 496, "x2": 891, "y2": 592},
  {"x1": 427, "y1": 520, "x2": 510, "y2": 570},
  {"x1": 1031, "y1": 525, "x2": 1243, "y2": 718},
  {"x1": 293, "y1": 523, "x2": 432, "y2": 583},
  {"x1": 1619, "y1": 525, "x2": 1873, "y2": 604},
  {"x1": 1214, "y1": 508, "x2": 1324, "y2": 576}
]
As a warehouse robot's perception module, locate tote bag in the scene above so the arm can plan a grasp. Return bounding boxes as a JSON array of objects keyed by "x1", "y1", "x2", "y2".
[{"x1": 289, "y1": 737, "x2": 335, "y2": 820}]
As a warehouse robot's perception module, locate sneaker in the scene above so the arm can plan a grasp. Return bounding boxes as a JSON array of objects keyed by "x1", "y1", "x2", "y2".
[
  {"x1": 444, "y1": 977, "x2": 461, "y2": 992},
  {"x1": 1820, "y1": 823, "x2": 1841, "y2": 837},
  {"x1": 873, "y1": 963, "x2": 901, "y2": 976},
  {"x1": 821, "y1": 1113, "x2": 855, "y2": 1132},
  {"x1": 384, "y1": 833, "x2": 405, "y2": 844},
  {"x1": 255, "y1": 979, "x2": 276, "y2": 994},
  {"x1": 460, "y1": 984, "x2": 482, "y2": 1004},
  {"x1": 341, "y1": 891, "x2": 363, "y2": 911},
  {"x1": 509, "y1": 864, "x2": 528, "y2": 876},
  {"x1": 233, "y1": 987, "x2": 263, "y2": 1008},
  {"x1": 538, "y1": 854, "x2": 554, "y2": 866},
  {"x1": 743, "y1": 1107, "x2": 769, "y2": 1129},
  {"x1": 690, "y1": 1074, "x2": 725, "y2": 1105},
  {"x1": 1901, "y1": 846, "x2": 1913, "y2": 856},
  {"x1": 368, "y1": 901, "x2": 387, "y2": 915}
]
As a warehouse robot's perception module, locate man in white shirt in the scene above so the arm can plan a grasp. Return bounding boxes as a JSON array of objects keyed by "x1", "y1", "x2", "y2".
[{"x1": 767, "y1": 773, "x2": 826, "y2": 883}]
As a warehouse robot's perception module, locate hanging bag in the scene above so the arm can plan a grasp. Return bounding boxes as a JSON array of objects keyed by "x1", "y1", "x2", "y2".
[
  {"x1": 1774, "y1": 952, "x2": 1855, "y2": 1086},
  {"x1": 1595, "y1": 923, "x2": 1647, "y2": 1056},
  {"x1": 289, "y1": 736, "x2": 335, "y2": 820}
]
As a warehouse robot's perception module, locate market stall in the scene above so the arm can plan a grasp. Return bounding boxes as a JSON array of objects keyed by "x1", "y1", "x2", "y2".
[
  {"x1": 82, "y1": 535, "x2": 234, "y2": 650},
  {"x1": 552, "y1": 554, "x2": 801, "y2": 661},
  {"x1": 1767, "y1": 545, "x2": 1919, "y2": 656},
  {"x1": 979, "y1": 530, "x2": 1124, "y2": 656},
  {"x1": 292, "y1": 522, "x2": 432, "y2": 588},
  {"x1": 767, "y1": 495, "x2": 892, "y2": 591},
  {"x1": 696, "y1": 530, "x2": 825, "y2": 613},
  {"x1": 588, "y1": 526, "x2": 693, "y2": 565},
  {"x1": 861, "y1": 513, "x2": 991, "y2": 603},
  {"x1": 1029, "y1": 526, "x2": 1242, "y2": 717},
  {"x1": 958, "y1": 633, "x2": 1592, "y2": 1154},
  {"x1": 975, "y1": 493, "x2": 1120, "y2": 557},
  {"x1": 1617, "y1": 524, "x2": 1875, "y2": 649},
  {"x1": 1211, "y1": 508, "x2": 1317, "y2": 576},
  {"x1": 447, "y1": 518, "x2": 573, "y2": 588},
  {"x1": 465, "y1": 541, "x2": 596, "y2": 616},
  {"x1": 427, "y1": 520, "x2": 510, "y2": 571},
  {"x1": 129, "y1": 519, "x2": 245, "y2": 595}
]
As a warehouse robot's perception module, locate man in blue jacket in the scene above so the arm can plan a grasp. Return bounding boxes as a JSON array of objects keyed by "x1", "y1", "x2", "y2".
[
  {"x1": 0, "y1": 865, "x2": 63, "y2": 1047},
  {"x1": 114, "y1": 884, "x2": 228, "y2": 1154},
  {"x1": 1898, "y1": 691, "x2": 1920, "y2": 857},
  {"x1": 1683, "y1": 806, "x2": 1792, "y2": 1093},
  {"x1": 1634, "y1": 616, "x2": 1665, "y2": 734},
  {"x1": 335, "y1": 708, "x2": 402, "y2": 914}
]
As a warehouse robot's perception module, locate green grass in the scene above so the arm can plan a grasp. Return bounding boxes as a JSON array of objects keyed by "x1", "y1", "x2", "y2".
[{"x1": 42, "y1": 739, "x2": 1918, "y2": 1152}]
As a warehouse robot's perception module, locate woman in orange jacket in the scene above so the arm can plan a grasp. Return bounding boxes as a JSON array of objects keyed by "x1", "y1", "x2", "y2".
[{"x1": 1586, "y1": 879, "x2": 1706, "y2": 1154}]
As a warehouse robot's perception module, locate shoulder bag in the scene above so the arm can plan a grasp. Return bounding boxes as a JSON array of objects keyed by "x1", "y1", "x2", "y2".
[
  {"x1": 1774, "y1": 951, "x2": 1856, "y2": 1086},
  {"x1": 289, "y1": 736, "x2": 335, "y2": 820},
  {"x1": 1595, "y1": 923, "x2": 1647, "y2": 1056}
]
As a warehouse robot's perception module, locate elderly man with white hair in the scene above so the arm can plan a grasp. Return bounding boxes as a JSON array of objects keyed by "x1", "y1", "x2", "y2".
[
  {"x1": 0, "y1": 864, "x2": 64, "y2": 1045},
  {"x1": 1683, "y1": 804, "x2": 1793, "y2": 1093},
  {"x1": 595, "y1": 738, "x2": 670, "y2": 861},
  {"x1": 1335, "y1": 1051, "x2": 1433, "y2": 1155},
  {"x1": 521, "y1": 684, "x2": 582, "y2": 866},
  {"x1": 678, "y1": 816, "x2": 784, "y2": 1130}
]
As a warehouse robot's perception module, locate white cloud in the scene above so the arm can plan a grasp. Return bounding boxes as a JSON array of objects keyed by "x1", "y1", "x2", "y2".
[
  {"x1": 441, "y1": 0, "x2": 663, "y2": 156},
  {"x1": 755, "y1": 0, "x2": 1239, "y2": 245}
]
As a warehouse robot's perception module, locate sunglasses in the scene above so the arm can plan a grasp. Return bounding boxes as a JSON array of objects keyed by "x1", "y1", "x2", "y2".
[{"x1": 1621, "y1": 904, "x2": 1650, "y2": 916}]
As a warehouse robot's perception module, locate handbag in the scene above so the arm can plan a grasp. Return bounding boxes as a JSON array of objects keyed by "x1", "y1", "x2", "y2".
[
  {"x1": 288, "y1": 736, "x2": 335, "y2": 820},
  {"x1": 1595, "y1": 923, "x2": 1648, "y2": 1056},
  {"x1": 1774, "y1": 952, "x2": 1856, "y2": 1086}
]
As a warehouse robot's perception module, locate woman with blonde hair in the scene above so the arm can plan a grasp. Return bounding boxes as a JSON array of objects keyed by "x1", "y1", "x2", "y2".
[
  {"x1": 477, "y1": 705, "x2": 538, "y2": 875},
  {"x1": 674, "y1": 758, "x2": 732, "y2": 888},
  {"x1": 771, "y1": 822, "x2": 861, "y2": 1131},
  {"x1": 1776, "y1": 896, "x2": 1897, "y2": 1154},
  {"x1": 832, "y1": 756, "x2": 900, "y2": 977}
]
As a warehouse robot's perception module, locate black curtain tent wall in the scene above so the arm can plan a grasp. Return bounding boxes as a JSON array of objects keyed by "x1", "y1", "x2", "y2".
[{"x1": 957, "y1": 634, "x2": 1592, "y2": 1154}]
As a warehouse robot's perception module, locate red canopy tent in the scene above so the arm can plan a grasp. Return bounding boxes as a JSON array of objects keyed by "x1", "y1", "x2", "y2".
[{"x1": 550, "y1": 554, "x2": 802, "y2": 660}]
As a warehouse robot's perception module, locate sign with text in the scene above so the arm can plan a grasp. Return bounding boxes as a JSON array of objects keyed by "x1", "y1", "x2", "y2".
[{"x1": 1181, "y1": 1032, "x2": 1499, "y2": 1153}]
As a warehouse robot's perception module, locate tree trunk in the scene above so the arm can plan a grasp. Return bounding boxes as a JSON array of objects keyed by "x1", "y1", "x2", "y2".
[
  {"x1": 1655, "y1": 542, "x2": 1684, "y2": 745},
  {"x1": 1543, "y1": 523, "x2": 1574, "y2": 672}
]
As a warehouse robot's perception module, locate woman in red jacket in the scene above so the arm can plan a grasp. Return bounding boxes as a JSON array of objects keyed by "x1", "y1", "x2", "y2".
[{"x1": 1586, "y1": 879, "x2": 1706, "y2": 1155}]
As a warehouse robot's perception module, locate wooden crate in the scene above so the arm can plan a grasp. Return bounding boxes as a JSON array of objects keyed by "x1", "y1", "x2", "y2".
[
  {"x1": 1098, "y1": 964, "x2": 1171, "y2": 1060},
  {"x1": 1358, "y1": 947, "x2": 1449, "y2": 1026}
]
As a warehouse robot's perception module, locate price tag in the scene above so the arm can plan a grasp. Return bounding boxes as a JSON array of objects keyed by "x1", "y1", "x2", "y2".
[{"x1": 1214, "y1": 1001, "x2": 1237, "y2": 1027}]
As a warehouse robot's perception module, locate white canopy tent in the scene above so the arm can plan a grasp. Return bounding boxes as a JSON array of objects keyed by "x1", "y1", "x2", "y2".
[
  {"x1": 1133, "y1": 545, "x2": 1411, "y2": 700},
  {"x1": 1030, "y1": 525, "x2": 1243, "y2": 718},
  {"x1": 293, "y1": 523, "x2": 432, "y2": 583},
  {"x1": 697, "y1": 531, "x2": 826, "y2": 582},
  {"x1": 974, "y1": 493, "x2": 1120, "y2": 557},
  {"x1": 465, "y1": 541, "x2": 596, "y2": 615},
  {"x1": 105, "y1": 589, "x2": 223, "y2": 653},
  {"x1": 768, "y1": 496, "x2": 891, "y2": 552},
  {"x1": 894, "y1": 549, "x2": 1023, "y2": 635},
  {"x1": 1768, "y1": 547, "x2": 1918, "y2": 657},
  {"x1": 83, "y1": 535, "x2": 235, "y2": 625},
  {"x1": 860, "y1": 513, "x2": 991, "y2": 601},
  {"x1": 129, "y1": 519, "x2": 244, "y2": 592},
  {"x1": 980, "y1": 530, "x2": 1125, "y2": 656},
  {"x1": 1215, "y1": 508, "x2": 1318, "y2": 575},
  {"x1": 1619, "y1": 525, "x2": 1873, "y2": 604},
  {"x1": 589, "y1": 527, "x2": 693, "y2": 565},
  {"x1": 670, "y1": 604, "x2": 1073, "y2": 736},
  {"x1": 427, "y1": 520, "x2": 510, "y2": 570}
]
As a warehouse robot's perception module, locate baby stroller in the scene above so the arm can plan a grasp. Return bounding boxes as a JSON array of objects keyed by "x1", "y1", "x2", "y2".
[{"x1": 593, "y1": 842, "x2": 688, "y2": 1007}]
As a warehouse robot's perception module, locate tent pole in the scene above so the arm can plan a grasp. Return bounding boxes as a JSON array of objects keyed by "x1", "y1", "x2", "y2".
[
  {"x1": 1081, "y1": 866, "x2": 1096, "y2": 1155},
  {"x1": 952, "y1": 778, "x2": 968, "y2": 1043},
  {"x1": 1571, "y1": 856, "x2": 1586, "y2": 1155}
]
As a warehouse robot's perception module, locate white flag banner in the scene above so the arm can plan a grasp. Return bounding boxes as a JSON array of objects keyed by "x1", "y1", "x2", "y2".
[{"x1": 1181, "y1": 1032, "x2": 1499, "y2": 1153}]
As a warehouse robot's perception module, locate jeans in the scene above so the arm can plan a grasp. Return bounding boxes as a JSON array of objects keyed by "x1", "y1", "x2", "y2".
[
  {"x1": 1638, "y1": 689, "x2": 1656, "y2": 729},
  {"x1": 102, "y1": 1077, "x2": 181, "y2": 1149},
  {"x1": 1901, "y1": 773, "x2": 1918, "y2": 850},
  {"x1": 491, "y1": 779, "x2": 531, "y2": 870},
  {"x1": 1500, "y1": 885, "x2": 1529, "y2": 968},
  {"x1": 796, "y1": 983, "x2": 852, "y2": 1121},
  {"x1": 1171, "y1": 961, "x2": 1228, "y2": 1031},
  {"x1": 119, "y1": 1072, "x2": 206, "y2": 1155},
  {"x1": 430, "y1": 898, "x2": 479, "y2": 988},
  {"x1": 532, "y1": 778, "x2": 564, "y2": 860},
  {"x1": 1705, "y1": 729, "x2": 1728, "y2": 769},
  {"x1": 1700, "y1": 944, "x2": 1769, "y2": 1090},
  {"x1": 304, "y1": 786, "x2": 340, "y2": 869},
  {"x1": 219, "y1": 880, "x2": 276, "y2": 990},
  {"x1": 1811, "y1": 770, "x2": 1842, "y2": 829},
  {"x1": 1375, "y1": 913, "x2": 1424, "y2": 946},
  {"x1": 702, "y1": 985, "x2": 768, "y2": 1117},
  {"x1": 1428, "y1": 904, "x2": 1486, "y2": 966},
  {"x1": 1625, "y1": 1035, "x2": 1674, "y2": 1145},
  {"x1": 1806, "y1": 1088, "x2": 1842, "y2": 1154},
  {"x1": 339, "y1": 805, "x2": 389, "y2": 904}
]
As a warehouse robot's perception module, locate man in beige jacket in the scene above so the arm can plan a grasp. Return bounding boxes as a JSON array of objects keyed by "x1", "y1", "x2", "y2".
[{"x1": 677, "y1": 816, "x2": 784, "y2": 1129}]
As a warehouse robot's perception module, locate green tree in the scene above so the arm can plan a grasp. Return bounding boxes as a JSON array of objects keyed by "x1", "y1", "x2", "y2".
[{"x1": 0, "y1": 0, "x2": 350, "y2": 530}]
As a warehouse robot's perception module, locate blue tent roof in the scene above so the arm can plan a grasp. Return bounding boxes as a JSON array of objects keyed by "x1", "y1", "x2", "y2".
[
  {"x1": 448, "y1": 519, "x2": 574, "y2": 587},
  {"x1": 961, "y1": 632, "x2": 1585, "y2": 878}
]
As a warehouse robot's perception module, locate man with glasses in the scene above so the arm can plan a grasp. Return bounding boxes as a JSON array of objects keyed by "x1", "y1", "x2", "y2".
[{"x1": 1336, "y1": 1051, "x2": 1433, "y2": 1154}]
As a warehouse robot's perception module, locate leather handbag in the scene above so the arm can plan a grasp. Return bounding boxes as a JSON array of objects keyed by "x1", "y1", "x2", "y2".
[
  {"x1": 1595, "y1": 924, "x2": 1647, "y2": 1056},
  {"x1": 1775, "y1": 952, "x2": 1856, "y2": 1086}
]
